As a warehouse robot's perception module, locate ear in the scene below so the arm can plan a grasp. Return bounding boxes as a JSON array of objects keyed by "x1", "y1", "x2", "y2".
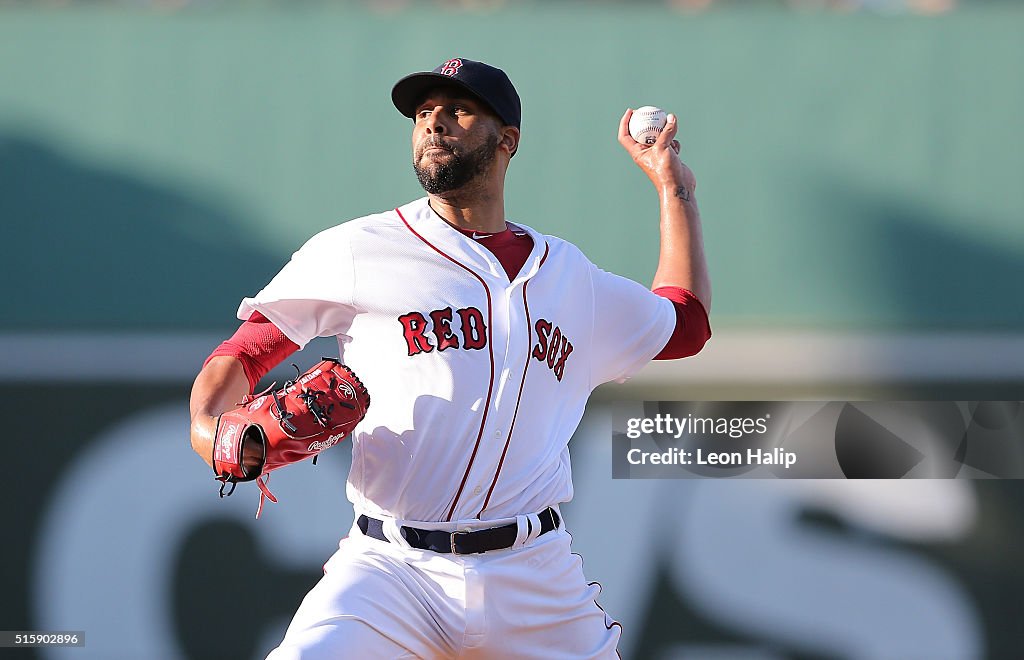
[{"x1": 499, "y1": 126, "x2": 520, "y2": 157}]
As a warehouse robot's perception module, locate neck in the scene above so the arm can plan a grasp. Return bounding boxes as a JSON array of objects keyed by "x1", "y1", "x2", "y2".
[{"x1": 427, "y1": 183, "x2": 507, "y2": 234}]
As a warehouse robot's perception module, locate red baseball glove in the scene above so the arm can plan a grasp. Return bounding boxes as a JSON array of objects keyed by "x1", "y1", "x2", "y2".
[{"x1": 212, "y1": 357, "x2": 370, "y2": 517}]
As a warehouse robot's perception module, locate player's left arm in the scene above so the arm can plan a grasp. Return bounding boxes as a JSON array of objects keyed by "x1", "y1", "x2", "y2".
[{"x1": 618, "y1": 109, "x2": 711, "y2": 311}]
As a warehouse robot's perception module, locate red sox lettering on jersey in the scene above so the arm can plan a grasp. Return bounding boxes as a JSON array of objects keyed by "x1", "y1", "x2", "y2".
[
  {"x1": 238, "y1": 197, "x2": 675, "y2": 523},
  {"x1": 397, "y1": 306, "x2": 487, "y2": 355},
  {"x1": 532, "y1": 319, "x2": 574, "y2": 381},
  {"x1": 398, "y1": 307, "x2": 574, "y2": 382}
]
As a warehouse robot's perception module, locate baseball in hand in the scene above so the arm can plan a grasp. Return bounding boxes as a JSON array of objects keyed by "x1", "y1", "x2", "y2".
[{"x1": 628, "y1": 106, "x2": 668, "y2": 145}]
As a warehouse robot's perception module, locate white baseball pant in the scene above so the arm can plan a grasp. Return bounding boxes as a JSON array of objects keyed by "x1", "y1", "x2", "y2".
[{"x1": 265, "y1": 511, "x2": 621, "y2": 659}]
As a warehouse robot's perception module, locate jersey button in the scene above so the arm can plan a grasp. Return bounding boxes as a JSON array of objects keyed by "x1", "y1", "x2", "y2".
[{"x1": 473, "y1": 485, "x2": 482, "y2": 495}]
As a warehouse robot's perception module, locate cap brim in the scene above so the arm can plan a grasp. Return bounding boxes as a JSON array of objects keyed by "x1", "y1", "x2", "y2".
[{"x1": 392, "y1": 72, "x2": 501, "y2": 123}]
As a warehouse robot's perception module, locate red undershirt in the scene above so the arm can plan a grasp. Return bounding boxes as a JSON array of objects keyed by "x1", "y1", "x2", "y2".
[{"x1": 206, "y1": 226, "x2": 711, "y2": 390}]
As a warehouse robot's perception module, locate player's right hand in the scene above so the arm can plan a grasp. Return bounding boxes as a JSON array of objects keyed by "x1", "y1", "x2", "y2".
[
  {"x1": 190, "y1": 414, "x2": 219, "y2": 470},
  {"x1": 241, "y1": 435, "x2": 265, "y2": 473},
  {"x1": 191, "y1": 411, "x2": 260, "y2": 473}
]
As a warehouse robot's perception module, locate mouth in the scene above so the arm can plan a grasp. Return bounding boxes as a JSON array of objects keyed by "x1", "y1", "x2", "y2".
[
  {"x1": 419, "y1": 146, "x2": 455, "y2": 163},
  {"x1": 419, "y1": 138, "x2": 456, "y2": 156}
]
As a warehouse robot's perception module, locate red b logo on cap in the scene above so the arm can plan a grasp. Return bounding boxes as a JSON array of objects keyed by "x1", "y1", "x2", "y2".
[{"x1": 440, "y1": 59, "x2": 463, "y2": 76}]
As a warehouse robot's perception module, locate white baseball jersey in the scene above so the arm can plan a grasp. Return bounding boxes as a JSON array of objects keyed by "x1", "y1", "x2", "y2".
[{"x1": 239, "y1": 196, "x2": 675, "y2": 524}]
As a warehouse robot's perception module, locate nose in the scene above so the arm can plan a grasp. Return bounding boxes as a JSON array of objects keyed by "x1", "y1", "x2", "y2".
[{"x1": 424, "y1": 106, "x2": 446, "y2": 135}]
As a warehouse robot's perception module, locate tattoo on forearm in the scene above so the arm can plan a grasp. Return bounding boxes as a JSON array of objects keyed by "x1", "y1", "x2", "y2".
[{"x1": 675, "y1": 185, "x2": 691, "y2": 202}]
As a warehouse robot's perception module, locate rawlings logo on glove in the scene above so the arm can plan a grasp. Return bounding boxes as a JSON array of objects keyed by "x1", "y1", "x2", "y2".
[
  {"x1": 308, "y1": 433, "x2": 347, "y2": 453},
  {"x1": 212, "y1": 357, "x2": 370, "y2": 518}
]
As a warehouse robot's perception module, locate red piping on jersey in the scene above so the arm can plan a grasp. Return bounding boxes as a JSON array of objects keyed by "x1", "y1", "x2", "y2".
[
  {"x1": 396, "y1": 207, "x2": 496, "y2": 522},
  {"x1": 477, "y1": 244, "x2": 550, "y2": 518}
]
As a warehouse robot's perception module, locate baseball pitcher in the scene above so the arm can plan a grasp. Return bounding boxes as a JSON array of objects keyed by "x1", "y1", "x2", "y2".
[{"x1": 189, "y1": 58, "x2": 711, "y2": 659}]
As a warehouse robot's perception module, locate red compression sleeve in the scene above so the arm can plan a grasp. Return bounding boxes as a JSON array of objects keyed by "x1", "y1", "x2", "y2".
[
  {"x1": 204, "y1": 311, "x2": 300, "y2": 392},
  {"x1": 652, "y1": 287, "x2": 712, "y2": 360}
]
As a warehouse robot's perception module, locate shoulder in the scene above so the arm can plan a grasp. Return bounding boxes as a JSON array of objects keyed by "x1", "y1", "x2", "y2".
[
  {"x1": 515, "y1": 223, "x2": 593, "y2": 268},
  {"x1": 299, "y1": 205, "x2": 412, "y2": 251}
]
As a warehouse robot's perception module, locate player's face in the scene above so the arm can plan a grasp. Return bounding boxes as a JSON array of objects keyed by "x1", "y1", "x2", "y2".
[{"x1": 411, "y1": 90, "x2": 503, "y2": 194}]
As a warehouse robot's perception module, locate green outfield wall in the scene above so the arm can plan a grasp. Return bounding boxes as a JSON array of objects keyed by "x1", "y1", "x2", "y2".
[{"x1": 2, "y1": 4, "x2": 1022, "y2": 332}]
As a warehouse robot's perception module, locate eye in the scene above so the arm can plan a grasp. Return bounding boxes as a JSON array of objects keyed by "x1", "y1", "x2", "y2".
[{"x1": 415, "y1": 108, "x2": 433, "y2": 121}]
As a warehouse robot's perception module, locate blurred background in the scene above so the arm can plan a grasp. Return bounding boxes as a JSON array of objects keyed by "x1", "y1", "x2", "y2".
[{"x1": 1, "y1": 1, "x2": 1022, "y2": 658}]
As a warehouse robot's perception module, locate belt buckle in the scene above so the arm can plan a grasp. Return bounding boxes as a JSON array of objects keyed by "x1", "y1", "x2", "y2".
[{"x1": 450, "y1": 530, "x2": 470, "y2": 555}]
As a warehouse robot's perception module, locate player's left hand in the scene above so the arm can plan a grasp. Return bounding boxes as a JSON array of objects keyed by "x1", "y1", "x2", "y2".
[{"x1": 618, "y1": 109, "x2": 697, "y2": 197}]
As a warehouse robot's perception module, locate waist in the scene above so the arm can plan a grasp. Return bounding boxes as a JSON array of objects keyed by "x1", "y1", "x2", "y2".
[{"x1": 355, "y1": 506, "x2": 561, "y2": 555}]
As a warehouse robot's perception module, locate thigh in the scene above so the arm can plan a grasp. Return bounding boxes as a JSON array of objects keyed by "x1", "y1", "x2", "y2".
[
  {"x1": 476, "y1": 530, "x2": 621, "y2": 660},
  {"x1": 266, "y1": 538, "x2": 457, "y2": 660},
  {"x1": 266, "y1": 619, "x2": 418, "y2": 660}
]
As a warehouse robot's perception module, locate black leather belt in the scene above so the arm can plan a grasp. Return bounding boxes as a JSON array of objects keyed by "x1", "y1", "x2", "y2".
[{"x1": 356, "y1": 507, "x2": 561, "y2": 555}]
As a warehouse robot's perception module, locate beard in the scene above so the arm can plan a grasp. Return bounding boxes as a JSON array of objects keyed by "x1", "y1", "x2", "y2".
[{"x1": 413, "y1": 133, "x2": 499, "y2": 195}]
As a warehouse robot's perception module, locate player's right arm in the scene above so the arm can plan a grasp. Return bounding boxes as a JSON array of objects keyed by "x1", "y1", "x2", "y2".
[
  {"x1": 189, "y1": 312, "x2": 301, "y2": 470},
  {"x1": 192, "y1": 224, "x2": 355, "y2": 470},
  {"x1": 189, "y1": 356, "x2": 251, "y2": 470}
]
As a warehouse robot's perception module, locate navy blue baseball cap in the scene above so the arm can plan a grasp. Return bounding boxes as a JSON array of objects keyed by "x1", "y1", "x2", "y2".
[{"x1": 392, "y1": 58, "x2": 521, "y2": 130}]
